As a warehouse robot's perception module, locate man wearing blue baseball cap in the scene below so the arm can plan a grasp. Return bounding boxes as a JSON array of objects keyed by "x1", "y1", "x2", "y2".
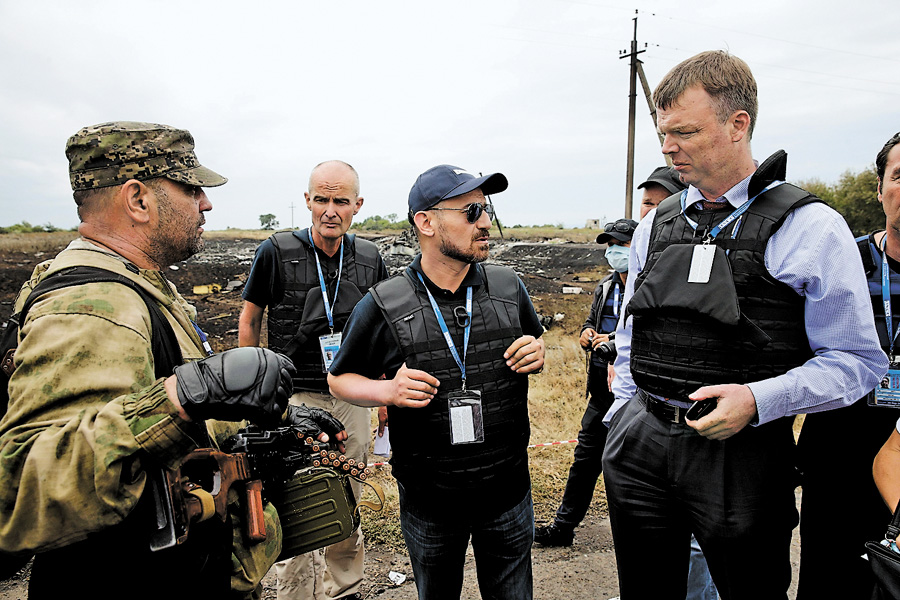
[{"x1": 328, "y1": 164, "x2": 546, "y2": 599}]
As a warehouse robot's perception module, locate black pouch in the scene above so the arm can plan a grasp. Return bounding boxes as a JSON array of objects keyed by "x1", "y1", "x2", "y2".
[
  {"x1": 865, "y1": 499, "x2": 900, "y2": 600},
  {"x1": 628, "y1": 244, "x2": 740, "y2": 325},
  {"x1": 628, "y1": 244, "x2": 770, "y2": 348}
]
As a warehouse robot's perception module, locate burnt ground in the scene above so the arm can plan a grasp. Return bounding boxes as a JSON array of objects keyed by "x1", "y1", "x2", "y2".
[{"x1": 0, "y1": 235, "x2": 802, "y2": 599}]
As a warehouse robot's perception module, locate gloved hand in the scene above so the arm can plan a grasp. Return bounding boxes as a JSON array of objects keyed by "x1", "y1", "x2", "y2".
[
  {"x1": 174, "y1": 347, "x2": 295, "y2": 426},
  {"x1": 284, "y1": 403, "x2": 346, "y2": 441}
]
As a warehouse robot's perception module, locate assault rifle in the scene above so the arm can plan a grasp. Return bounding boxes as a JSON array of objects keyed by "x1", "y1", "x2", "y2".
[{"x1": 148, "y1": 424, "x2": 371, "y2": 552}]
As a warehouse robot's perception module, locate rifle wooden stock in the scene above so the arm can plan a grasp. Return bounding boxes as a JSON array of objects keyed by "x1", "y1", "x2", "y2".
[{"x1": 149, "y1": 448, "x2": 267, "y2": 551}]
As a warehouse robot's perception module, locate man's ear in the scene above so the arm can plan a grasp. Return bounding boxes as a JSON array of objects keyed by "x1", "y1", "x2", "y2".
[
  {"x1": 353, "y1": 196, "x2": 364, "y2": 215},
  {"x1": 413, "y1": 211, "x2": 436, "y2": 238},
  {"x1": 121, "y1": 179, "x2": 152, "y2": 224},
  {"x1": 730, "y1": 110, "x2": 751, "y2": 143},
  {"x1": 879, "y1": 178, "x2": 884, "y2": 203}
]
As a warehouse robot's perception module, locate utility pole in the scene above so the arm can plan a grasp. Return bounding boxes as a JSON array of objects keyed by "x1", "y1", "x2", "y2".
[
  {"x1": 289, "y1": 202, "x2": 296, "y2": 229},
  {"x1": 619, "y1": 11, "x2": 644, "y2": 220},
  {"x1": 637, "y1": 62, "x2": 673, "y2": 167}
]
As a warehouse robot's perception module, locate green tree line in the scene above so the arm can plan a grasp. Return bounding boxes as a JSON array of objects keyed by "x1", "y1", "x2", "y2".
[
  {"x1": 798, "y1": 166, "x2": 882, "y2": 237},
  {"x1": 0, "y1": 221, "x2": 75, "y2": 234},
  {"x1": 350, "y1": 213, "x2": 410, "y2": 231}
]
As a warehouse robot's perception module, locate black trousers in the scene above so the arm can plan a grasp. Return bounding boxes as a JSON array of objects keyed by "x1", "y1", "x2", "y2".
[
  {"x1": 796, "y1": 399, "x2": 897, "y2": 600},
  {"x1": 602, "y1": 393, "x2": 798, "y2": 600},
  {"x1": 553, "y1": 364, "x2": 615, "y2": 529}
]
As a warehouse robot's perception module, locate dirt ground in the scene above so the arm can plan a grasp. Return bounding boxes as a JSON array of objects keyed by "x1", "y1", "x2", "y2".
[{"x1": 0, "y1": 234, "x2": 802, "y2": 599}]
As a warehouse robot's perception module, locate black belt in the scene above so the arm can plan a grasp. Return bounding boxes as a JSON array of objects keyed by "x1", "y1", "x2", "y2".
[{"x1": 639, "y1": 390, "x2": 689, "y2": 424}]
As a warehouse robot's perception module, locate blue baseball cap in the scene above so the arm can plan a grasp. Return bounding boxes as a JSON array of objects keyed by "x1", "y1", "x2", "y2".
[{"x1": 408, "y1": 165, "x2": 508, "y2": 215}]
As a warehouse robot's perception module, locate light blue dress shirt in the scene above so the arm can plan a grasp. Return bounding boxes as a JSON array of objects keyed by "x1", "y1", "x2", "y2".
[{"x1": 607, "y1": 173, "x2": 889, "y2": 426}]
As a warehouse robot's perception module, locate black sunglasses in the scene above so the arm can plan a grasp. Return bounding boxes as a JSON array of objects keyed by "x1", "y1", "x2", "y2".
[
  {"x1": 430, "y1": 202, "x2": 496, "y2": 224},
  {"x1": 603, "y1": 221, "x2": 635, "y2": 234}
]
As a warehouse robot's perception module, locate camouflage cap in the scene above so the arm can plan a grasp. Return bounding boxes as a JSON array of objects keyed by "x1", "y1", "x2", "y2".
[{"x1": 65, "y1": 121, "x2": 227, "y2": 191}]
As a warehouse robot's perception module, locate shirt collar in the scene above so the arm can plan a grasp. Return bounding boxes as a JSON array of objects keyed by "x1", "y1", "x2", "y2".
[
  {"x1": 409, "y1": 254, "x2": 484, "y2": 299},
  {"x1": 684, "y1": 168, "x2": 756, "y2": 210}
]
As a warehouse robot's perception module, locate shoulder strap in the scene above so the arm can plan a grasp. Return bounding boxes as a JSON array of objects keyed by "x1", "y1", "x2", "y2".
[
  {"x1": 858, "y1": 235, "x2": 878, "y2": 277},
  {"x1": 20, "y1": 266, "x2": 182, "y2": 379},
  {"x1": 654, "y1": 192, "x2": 684, "y2": 223},
  {"x1": 370, "y1": 271, "x2": 421, "y2": 354},
  {"x1": 886, "y1": 498, "x2": 900, "y2": 541},
  {"x1": 351, "y1": 237, "x2": 382, "y2": 270},
  {"x1": 481, "y1": 264, "x2": 520, "y2": 301}
]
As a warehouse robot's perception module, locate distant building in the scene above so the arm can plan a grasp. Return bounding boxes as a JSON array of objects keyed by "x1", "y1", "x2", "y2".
[{"x1": 585, "y1": 219, "x2": 601, "y2": 229}]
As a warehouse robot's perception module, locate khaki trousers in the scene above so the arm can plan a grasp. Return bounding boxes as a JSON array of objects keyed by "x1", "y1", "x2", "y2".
[{"x1": 275, "y1": 390, "x2": 370, "y2": 600}]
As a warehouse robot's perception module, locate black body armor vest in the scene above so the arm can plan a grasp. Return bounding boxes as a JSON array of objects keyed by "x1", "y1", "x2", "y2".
[
  {"x1": 267, "y1": 230, "x2": 382, "y2": 391},
  {"x1": 370, "y1": 264, "x2": 530, "y2": 491},
  {"x1": 629, "y1": 151, "x2": 821, "y2": 399},
  {"x1": 859, "y1": 234, "x2": 900, "y2": 353}
]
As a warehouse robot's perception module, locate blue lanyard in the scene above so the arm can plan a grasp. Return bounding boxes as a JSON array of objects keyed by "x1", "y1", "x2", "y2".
[
  {"x1": 191, "y1": 321, "x2": 214, "y2": 356},
  {"x1": 310, "y1": 234, "x2": 343, "y2": 333},
  {"x1": 416, "y1": 272, "x2": 473, "y2": 390},
  {"x1": 679, "y1": 181, "x2": 785, "y2": 242},
  {"x1": 881, "y1": 236, "x2": 900, "y2": 361}
]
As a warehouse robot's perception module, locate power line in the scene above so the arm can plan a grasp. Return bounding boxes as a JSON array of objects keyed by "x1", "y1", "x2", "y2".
[
  {"x1": 641, "y1": 9, "x2": 900, "y2": 65},
  {"x1": 643, "y1": 50, "x2": 900, "y2": 98}
]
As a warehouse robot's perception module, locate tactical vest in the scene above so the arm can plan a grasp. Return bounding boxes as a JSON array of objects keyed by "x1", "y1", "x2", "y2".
[
  {"x1": 628, "y1": 182, "x2": 820, "y2": 400},
  {"x1": 859, "y1": 234, "x2": 900, "y2": 354},
  {"x1": 370, "y1": 264, "x2": 530, "y2": 491},
  {"x1": 267, "y1": 230, "x2": 382, "y2": 392}
]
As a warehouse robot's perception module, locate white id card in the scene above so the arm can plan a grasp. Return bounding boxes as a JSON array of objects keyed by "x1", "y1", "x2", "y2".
[
  {"x1": 869, "y1": 365, "x2": 900, "y2": 408},
  {"x1": 318, "y1": 332, "x2": 342, "y2": 372},
  {"x1": 688, "y1": 244, "x2": 716, "y2": 284},
  {"x1": 448, "y1": 390, "x2": 484, "y2": 445}
]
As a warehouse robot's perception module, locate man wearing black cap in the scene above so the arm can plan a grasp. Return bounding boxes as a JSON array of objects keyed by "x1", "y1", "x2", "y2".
[
  {"x1": 638, "y1": 165, "x2": 686, "y2": 219},
  {"x1": 534, "y1": 219, "x2": 635, "y2": 548},
  {"x1": 0, "y1": 122, "x2": 346, "y2": 599},
  {"x1": 328, "y1": 165, "x2": 545, "y2": 599}
]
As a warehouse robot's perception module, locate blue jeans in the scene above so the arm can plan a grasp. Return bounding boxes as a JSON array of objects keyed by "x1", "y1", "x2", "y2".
[
  {"x1": 687, "y1": 534, "x2": 719, "y2": 600},
  {"x1": 398, "y1": 482, "x2": 534, "y2": 600}
]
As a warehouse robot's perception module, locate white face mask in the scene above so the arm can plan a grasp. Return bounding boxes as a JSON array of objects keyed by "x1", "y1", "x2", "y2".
[{"x1": 605, "y1": 245, "x2": 630, "y2": 272}]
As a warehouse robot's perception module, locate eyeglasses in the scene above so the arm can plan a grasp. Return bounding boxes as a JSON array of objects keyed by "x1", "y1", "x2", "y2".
[
  {"x1": 603, "y1": 221, "x2": 635, "y2": 234},
  {"x1": 429, "y1": 202, "x2": 496, "y2": 224}
]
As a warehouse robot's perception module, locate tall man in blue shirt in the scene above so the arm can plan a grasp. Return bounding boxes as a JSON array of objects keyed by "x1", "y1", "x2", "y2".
[{"x1": 601, "y1": 50, "x2": 888, "y2": 599}]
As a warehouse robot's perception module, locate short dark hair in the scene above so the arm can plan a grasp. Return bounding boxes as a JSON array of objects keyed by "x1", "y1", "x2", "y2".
[
  {"x1": 876, "y1": 132, "x2": 900, "y2": 183},
  {"x1": 654, "y1": 50, "x2": 758, "y2": 139}
]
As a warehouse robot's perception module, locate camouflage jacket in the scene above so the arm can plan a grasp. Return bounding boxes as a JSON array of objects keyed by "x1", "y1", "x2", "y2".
[{"x1": 0, "y1": 239, "x2": 279, "y2": 596}]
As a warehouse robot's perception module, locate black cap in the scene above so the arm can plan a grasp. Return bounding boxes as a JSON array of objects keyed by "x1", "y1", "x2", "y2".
[
  {"x1": 596, "y1": 218, "x2": 639, "y2": 244},
  {"x1": 637, "y1": 166, "x2": 686, "y2": 195}
]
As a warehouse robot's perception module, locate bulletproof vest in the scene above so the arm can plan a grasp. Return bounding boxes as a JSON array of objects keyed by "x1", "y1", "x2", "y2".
[
  {"x1": 370, "y1": 264, "x2": 530, "y2": 490},
  {"x1": 628, "y1": 179, "x2": 820, "y2": 400},
  {"x1": 267, "y1": 230, "x2": 382, "y2": 392},
  {"x1": 859, "y1": 234, "x2": 900, "y2": 354}
]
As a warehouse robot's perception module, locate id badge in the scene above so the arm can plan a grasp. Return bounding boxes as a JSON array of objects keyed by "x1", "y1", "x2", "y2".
[
  {"x1": 318, "y1": 332, "x2": 342, "y2": 372},
  {"x1": 687, "y1": 244, "x2": 716, "y2": 284},
  {"x1": 869, "y1": 364, "x2": 900, "y2": 408},
  {"x1": 448, "y1": 389, "x2": 484, "y2": 445}
]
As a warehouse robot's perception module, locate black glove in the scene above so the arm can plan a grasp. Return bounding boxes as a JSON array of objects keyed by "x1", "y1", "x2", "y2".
[
  {"x1": 174, "y1": 347, "x2": 295, "y2": 426},
  {"x1": 284, "y1": 403, "x2": 345, "y2": 441}
]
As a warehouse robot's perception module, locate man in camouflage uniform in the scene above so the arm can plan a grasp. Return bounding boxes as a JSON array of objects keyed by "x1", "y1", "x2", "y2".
[{"x1": 0, "y1": 121, "x2": 346, "y2": 599}]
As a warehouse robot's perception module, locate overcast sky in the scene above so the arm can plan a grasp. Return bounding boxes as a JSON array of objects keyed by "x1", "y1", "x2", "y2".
[{"x1": 2, "y1": 0, "x2": 899, "y2": 231}]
